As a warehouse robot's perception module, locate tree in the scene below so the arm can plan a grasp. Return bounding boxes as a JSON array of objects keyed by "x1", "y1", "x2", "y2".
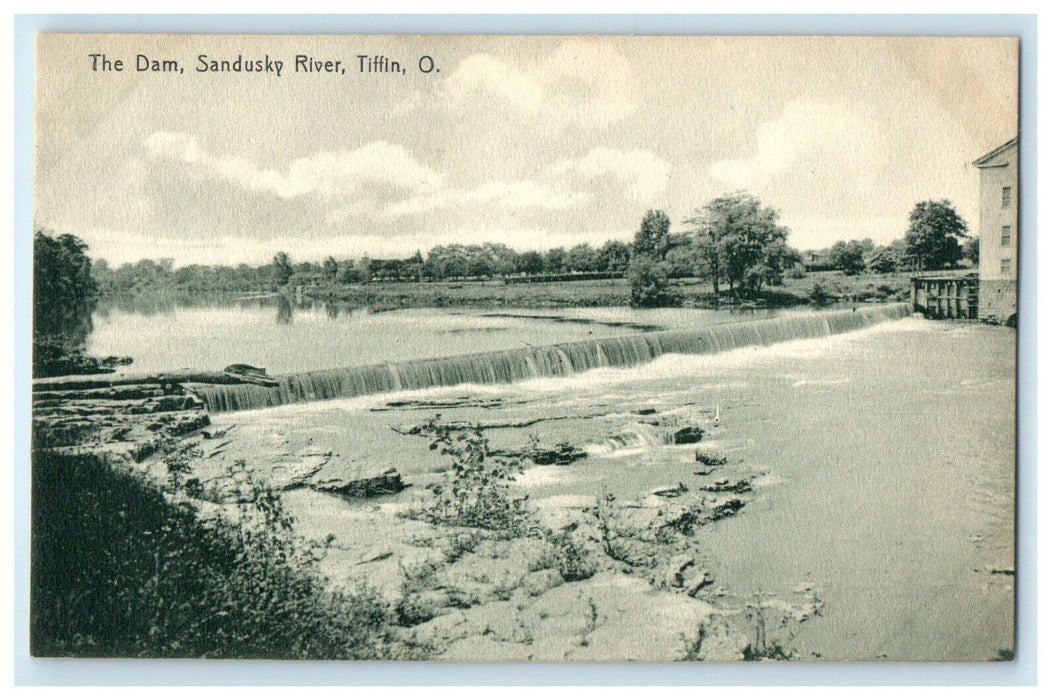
[
  {"x1": 355, "y1": 256, "x2": 374, "y2": 283},
  {"x1": 685, "y1": 193, "x2": 791, "y2": 297},
  {"x1": 34, "y1": 231, "x2": 98, "y2": 331},
  {"x1": 483, "y1": 243, "x2": 518, "y2": 278},
  {"x1": 628, "y1": 256, "x2": 683, "y2": 308},
  {"x1": 33, "y1": 230, "x2": 101, "y2": 376},
  {"x1": 516, "y1": 250, "x2": 545, "y2": 275},
  {"x1": 664, "y1": 244, "x2": 699, "y2": 278},
  {"x1": 338, "y1": 263, "x2": 359, "y2": 284},
  {"x1": 964, "y1": 237, "x2": 980, "y2": 266},
  {"x1": 323, "y1": 256, "x2": 339, "y2": 281},
  {"x1": 271, "y1": 252, "x2": 294, "y2": 288},
  {"x1": 750, "y1": 238, "x2": 800, "y2": 288},
  {"x1": 633, "y1": 210, "x2": 671, "y2": 260},
  {"x1": 904, "y1": 200, "x2": 968, "y2": 270},
  {"x1": 865, "y1": 245, "x2": 901, "y2": 274},
  {"x1": 565, "y1": 243, "x2": 599, "y2": 273},
  {"x1": 543, "y1": 247, "x2": 567, "y2": 274},
  {"x1": 829, "y1": 240, "x2": 872, "y2": 276},
  {"x1": 597, "y1": 240, "x2": 631, "y2": 272}
]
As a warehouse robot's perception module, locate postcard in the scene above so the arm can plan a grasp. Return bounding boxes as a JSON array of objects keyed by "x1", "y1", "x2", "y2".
[{"x1": 30, "y1": 33, "x2": 1018, "y2": 662}]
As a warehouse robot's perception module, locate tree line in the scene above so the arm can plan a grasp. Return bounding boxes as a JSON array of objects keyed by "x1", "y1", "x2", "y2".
[
  {"x1": 810, "y1": 200, "x2": 975, "y2": 276},
  {"x1": 79, "y1": 196, "x2": 975, "y2": 303},
  {"x1": 33, "y1": 231, "x2": 102, "y2": 376}
]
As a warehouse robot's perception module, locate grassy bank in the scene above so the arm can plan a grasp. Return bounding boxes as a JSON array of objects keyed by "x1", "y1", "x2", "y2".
[
  {"x1": 30, "y1": 448, "x2": 414, "y2": 659},
  {"x1": 301, "y1": 271, "x2": 916, "y2": 310}
]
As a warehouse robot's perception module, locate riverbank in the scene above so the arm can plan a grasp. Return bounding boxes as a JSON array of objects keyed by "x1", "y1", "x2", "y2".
[{"x1": 299, "y1": 270, "x2": 914, "y2": 311}]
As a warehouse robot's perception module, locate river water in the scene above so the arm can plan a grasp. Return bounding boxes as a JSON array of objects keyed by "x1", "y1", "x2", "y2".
[
  {"x1": 87, "y1": 293, "x2": 795, "y2": 374},
  {"x1": 198, "y1": 313, "x2": 1015, "y2": 661},
  {"x1": 95, "y1": 295, "x2": 1015, "y2": 660}
]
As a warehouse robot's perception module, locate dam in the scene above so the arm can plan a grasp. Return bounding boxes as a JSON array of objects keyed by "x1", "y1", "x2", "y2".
[{"x1": 188, "y1": 303, "x2": 912, "y2": 413}]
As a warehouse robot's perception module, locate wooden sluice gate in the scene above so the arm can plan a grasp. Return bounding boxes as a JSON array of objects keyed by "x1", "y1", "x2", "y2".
[{"x1": 911, "y1": 276, "x2": 979, "y2": 320}]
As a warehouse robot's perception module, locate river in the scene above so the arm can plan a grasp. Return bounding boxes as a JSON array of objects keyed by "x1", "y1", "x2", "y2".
[
  {"x1": 87, "y1": 292, "x2": 804, "y2": 374},
  {"x1": 94, "y1": 294, "x2": 1015, "y2": 660}
]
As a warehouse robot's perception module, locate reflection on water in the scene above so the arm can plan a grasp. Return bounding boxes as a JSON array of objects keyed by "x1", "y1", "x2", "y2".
[
  {"x1": 275, "y1": 295, "x2": 293, "y2": 326},
  {"x1": 88, "y1": 291, "x2": 851, "y2": 376}
]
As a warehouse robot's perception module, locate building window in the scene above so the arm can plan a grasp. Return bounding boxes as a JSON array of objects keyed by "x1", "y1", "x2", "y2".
[
  {"x1": 1001, "y1": 258, "x2": 1012, "y2": 274},
  {"x1": 1001, "y1": 226, "x2": 1012, "y2": 246},
  {"x1": 1002, "y1": 186, "x2": 1012, "y2": 208}
]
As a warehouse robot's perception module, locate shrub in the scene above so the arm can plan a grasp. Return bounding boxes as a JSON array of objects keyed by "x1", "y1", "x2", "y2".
[
  {"x1": 31, "y1": 448, "x2": 396, "y2": 658},
  {"x1": 545, "y1": 529, "x2": 598, "y2": 582},
  {"x1": 808, "y1": 282, "x2": 830, "y2": 307},
  {"x1": 865, "y1": 246, "x2": 900, "y2": 274},
  {"x1": 628, "y1": 256, "x2": 684, "y2": 308},
  {"x1": 415, "y1": 417, "x2": 532, "y2": 535},
  {"x1": 741, "y1": 590, "x2": 824, "y2": 661}
]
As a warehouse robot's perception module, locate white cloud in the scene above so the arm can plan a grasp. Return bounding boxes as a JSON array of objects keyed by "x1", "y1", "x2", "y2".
[
  {"x1": 445, "y1": 54, "x2": 544, "y2": 112},
  {"x1": 443, "y1": 39, "x2": 636, "y2": 127},
  {"x1": 385, "y1": 179, "x2": 585, "y2": 217},
  {"x1": 143, "y1": 132, "x2": 444, "y2": 199},
  {"x1": 383, "y1": 147, "x2": 667, "y2": 217},
  {"x1": 709, "y1": 98, "x2": 882, "y2": 187},
  {"x1": 549, "y1": 147, "x2": 670, "y2": 200}
]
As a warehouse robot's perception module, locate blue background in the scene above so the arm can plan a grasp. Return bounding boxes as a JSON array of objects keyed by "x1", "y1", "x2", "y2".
[{"x1": 12, "y1": 13, "x2": 1039, "y2": 686}]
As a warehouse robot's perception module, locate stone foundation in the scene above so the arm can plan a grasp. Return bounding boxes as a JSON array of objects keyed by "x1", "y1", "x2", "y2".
[{"x1": 978, "y1": 278, "x2": 1018, "y2": 326}]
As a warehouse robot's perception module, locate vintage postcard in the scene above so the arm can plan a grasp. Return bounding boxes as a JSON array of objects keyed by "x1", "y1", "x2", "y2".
[{"x1": 30, "y1": 33, "x2": 1018, "y2": 662}]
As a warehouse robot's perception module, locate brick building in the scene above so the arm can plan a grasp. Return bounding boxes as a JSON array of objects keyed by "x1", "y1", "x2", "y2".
[{"x1": 972, "y1": 137, "x2": 1018, "y2": 325}]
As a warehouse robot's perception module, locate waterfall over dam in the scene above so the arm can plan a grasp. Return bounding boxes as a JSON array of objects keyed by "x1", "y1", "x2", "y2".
[{"x1": 190, "y1": 303, "x2": 912, "y2": 413}]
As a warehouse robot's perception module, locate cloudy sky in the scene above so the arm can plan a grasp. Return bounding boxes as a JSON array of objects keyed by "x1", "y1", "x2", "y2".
[{"x1": 36, "y1": 34, "x2": 1018, "y2": 266}]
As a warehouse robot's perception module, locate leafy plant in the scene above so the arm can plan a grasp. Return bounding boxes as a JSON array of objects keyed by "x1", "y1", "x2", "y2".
[
  {"x1": 628, "y1": 256, "x2": 684, "y2": 308},
  {"x1": 31, "y1": 447, "x2": 402, "y2": 659},
  {"x1": 415, "y1": 416, "x2": 532, "y2": 536},
  {"x1": 808, "y1": 281, "x2": 830, "y2": 308},
  {"x1": 536, "y1": 528, "x2": 598, "y2": 582}
]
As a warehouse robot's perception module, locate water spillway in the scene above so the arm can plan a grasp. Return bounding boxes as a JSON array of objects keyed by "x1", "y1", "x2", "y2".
[{"x1": 190, "y1": 303, "x2": 912, "y2": 413}]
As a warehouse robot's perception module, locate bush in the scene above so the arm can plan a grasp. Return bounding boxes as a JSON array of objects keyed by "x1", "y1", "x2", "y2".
[
  {"x1": 415, "y1": 417, "x2": 532, "y2": 535},
  {"x1": 865, "y1": 246, "x2": 900, "y2": 274},
  {"x1": 808, "y1": 282, "x2": 830, "y2": 307},
  {"x1": 31, "y1": 448, "x2": 396, "y2": 658},
  {"x1": 544, "y1": 529, "x2": 598, "y2": 582},
  {"x1": 628, "y1": 256, "x2": 684, "y2": 308}
]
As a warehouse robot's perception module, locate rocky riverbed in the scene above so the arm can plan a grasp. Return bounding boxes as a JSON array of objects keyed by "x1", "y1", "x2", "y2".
[
  {"x1": 31, "y1": 315, "x2": 1016, "y2": 661},
  {"x1": 171, "y1": 316, "x2": 1014, "y2": 661}
]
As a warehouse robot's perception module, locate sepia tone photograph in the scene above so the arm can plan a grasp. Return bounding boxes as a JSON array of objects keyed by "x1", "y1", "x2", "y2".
[{"x1": 29, "y1": 32, "x2": 1019, "y2": 664}]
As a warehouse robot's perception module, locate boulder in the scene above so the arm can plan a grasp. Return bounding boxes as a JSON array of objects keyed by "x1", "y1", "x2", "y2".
[
  {"x1": 673, "y1": 427, "x2": 704, "y2": 445},
  {"x1": 703, "y1": 477, "x2": 753, "y2": 494},
  {"x1": 311, "y1": 467, "x2": 406, "y2": 497},
  {"x1": 652, "y1": 483, "x2": 689, "y2": 498},
  {"x1": 706, "y1": 498, "x2": 745, "y2": 521},
  {"x1": 530, "y1": 443, "x2": 588, "y2": 466},
  {"x1": 694, "y1": 448, "x2": 727, "y2": 466},
  {"x1": 665, "y1": 554, "x2": 696, "y2": 588}
]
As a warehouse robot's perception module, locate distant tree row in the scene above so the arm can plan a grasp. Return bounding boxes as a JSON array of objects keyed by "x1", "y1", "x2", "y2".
[
  {"x1": 93, "y1": 241, "x2": 636, "y2": 292},
  {"x1": 89, "y1": 199, "x2": 976, "y2": 299},
  {"x1": 806, "y1": 200, "x2": 974, "y2": 276},
  {"x1": 94, "y1": 258, "x2": 279, "y2": 293}
]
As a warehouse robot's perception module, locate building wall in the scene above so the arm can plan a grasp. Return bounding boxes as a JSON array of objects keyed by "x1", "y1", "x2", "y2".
[
  {"x1": 978, "y1": 279, "x2": 1018, "y2": 325},
  {"x1": 976, "y1": 141, "x2": 1018, "y2": 324},
  {"x1": 977, "y1": 144, "x2": 1018, "y2": 281}
]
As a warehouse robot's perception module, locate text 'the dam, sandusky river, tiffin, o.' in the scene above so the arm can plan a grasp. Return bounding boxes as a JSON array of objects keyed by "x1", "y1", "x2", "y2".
[{"x1": 88, "y1": 53, "x2": 439, "y2": 77}]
